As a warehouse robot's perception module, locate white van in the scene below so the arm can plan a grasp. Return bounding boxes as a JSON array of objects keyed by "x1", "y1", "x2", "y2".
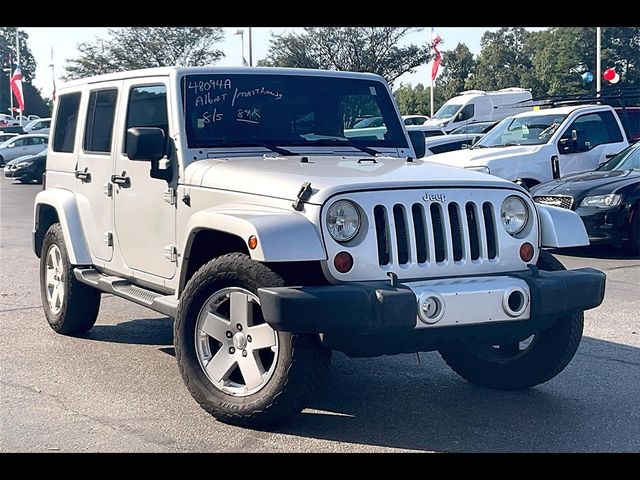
[{"x1": 410, "y1": 88, "x2": 532, "y2": 134}]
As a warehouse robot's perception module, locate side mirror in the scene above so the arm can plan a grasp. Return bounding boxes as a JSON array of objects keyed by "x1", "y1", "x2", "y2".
[
  {"x1": 559, "y1": 137, "x2": 577, "y2": 155},
  {"x1": 408, "y1": 130, "x2": 426, "y2": 158},
  {"x1": 126, "y1": 127, "x2": 165, "y2": 162}
]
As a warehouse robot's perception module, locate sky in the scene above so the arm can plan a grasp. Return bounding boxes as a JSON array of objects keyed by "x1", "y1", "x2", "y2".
[{"x1": 22, "y1": 27, "x2": 544, "y2": 98}]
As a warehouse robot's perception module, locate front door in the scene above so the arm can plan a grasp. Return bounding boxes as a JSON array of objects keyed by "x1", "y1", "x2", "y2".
[
  {"x1": 557, "y1": 110, "x2": 628, "y2": 176},
  {"x1": 113, "y1": 81, "x2": 176, "y2": 280}
]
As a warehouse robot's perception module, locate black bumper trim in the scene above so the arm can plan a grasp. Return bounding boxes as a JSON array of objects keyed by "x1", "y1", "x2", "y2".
[{"x1": 257, "y1": 268, "x2": 606, "y2": 335}]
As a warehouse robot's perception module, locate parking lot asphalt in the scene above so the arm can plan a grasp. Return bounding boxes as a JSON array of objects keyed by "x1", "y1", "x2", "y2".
[{"x1": 1, "y1": 177, "x2": 638, "y2": 453}]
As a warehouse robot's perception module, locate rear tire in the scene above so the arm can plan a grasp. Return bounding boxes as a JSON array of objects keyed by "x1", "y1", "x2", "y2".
[
  {"x1": 174, "y1": 253, "x2": 331, "y2": 428},
  {"x1": 39, "y1": 223, "x2": 101, "y2": 335},
  {"x1": 439, "y1": 250, "x2": 584, "y2": 390}
]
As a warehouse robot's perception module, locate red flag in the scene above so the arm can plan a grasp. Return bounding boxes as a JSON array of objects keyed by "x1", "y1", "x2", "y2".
[
  {"x1": 431, "y1": 33, "x2": 443, "y2": 81},
  {"x1": 10, "y1": 64, "x2": 25, "y2": 112}
]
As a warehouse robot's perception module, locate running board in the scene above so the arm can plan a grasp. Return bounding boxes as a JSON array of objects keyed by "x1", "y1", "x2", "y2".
[{"x1": 73, "y1": 267, "x2": 178, "y2": 317}]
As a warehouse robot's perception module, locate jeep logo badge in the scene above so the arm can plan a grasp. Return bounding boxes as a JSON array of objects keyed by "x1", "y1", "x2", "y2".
[{"x1": 422, "y1": 192, "x2": 446, "y2": 202}]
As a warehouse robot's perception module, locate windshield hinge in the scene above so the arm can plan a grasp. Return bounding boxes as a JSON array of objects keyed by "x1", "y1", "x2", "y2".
[
  {"x1": 292, "y1": 182, "x2": 313, "y2": 212},
  {"x1": 163, "y1": 187, "x2": 176, "y2": 205}
]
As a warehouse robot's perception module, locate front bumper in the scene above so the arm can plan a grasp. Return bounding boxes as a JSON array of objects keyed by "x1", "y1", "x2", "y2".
[
  {"x1": 576, "y1": 206, "x2": 631, "y2": 245},
  {"x1": 4, "y1": 164, "x2": 36, "y2": 180},
  {"x1": 258, "y1": 267, "x2": 605, "y2": 340}
]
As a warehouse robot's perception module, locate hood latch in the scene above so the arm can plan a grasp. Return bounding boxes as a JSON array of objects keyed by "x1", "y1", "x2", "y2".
[{"x1": 292, "y1": 182, "x2": 313, "y2": 212}]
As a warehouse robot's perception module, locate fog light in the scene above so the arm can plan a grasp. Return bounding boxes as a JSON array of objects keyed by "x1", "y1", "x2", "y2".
[
  {"x1": 248, "y1": 235, "x2": 258, "y2": 250},
  {"x1": 334, "y1": 251, "x2": 353, "y2": 273},
  {"x1": 519, "y1": 242, "x2": 534, "y2": 262}
]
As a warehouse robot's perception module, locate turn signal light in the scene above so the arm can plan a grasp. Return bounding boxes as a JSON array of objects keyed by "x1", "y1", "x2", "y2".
[
  {"x1": 248, "y1": 235, "x2": 258, "y2": 250},
  {"x1": 520, "y1": 242, "x2": 534, "y2": 262},
  {"x1": 334, "y1": 251, "x2": 354, "y2": 273}
]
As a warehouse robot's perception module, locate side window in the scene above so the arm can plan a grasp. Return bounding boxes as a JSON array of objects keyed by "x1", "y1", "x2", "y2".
[
  {"x1": 84, "y1": 89, "x2": 118, "y2": 153},
  {"x1": 561, "y1": 112, "x2": 622, "y2": 152},
  {"x1": 458, "y1": 104, "x2": 475, "y2": 122},
  {"x1": 53, "y1": 92, "x2": 82, "y2": 153},
  {"x1": 12, "y1": 138, "x2": 25, "y2": 147},
  {"x1": 125, "y1": 85, "x2": 168, "y2": 151}
]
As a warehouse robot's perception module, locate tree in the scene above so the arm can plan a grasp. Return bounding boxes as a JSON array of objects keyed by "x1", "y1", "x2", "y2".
[
  {"x1": 393, "y1": 83, "x2": 444, "y2": 115},
  {"x1": 438, "y1": 43, "x2": 476, "y2": 101},
  {"x1": 602, "y1": 27, "x2": 640, "y2": 87},
  {"x1": 467, "y1": 27, "x2": 543, "y2": 96},
  {"x1": 64, "y1": 27, "x2": 225, "y2": 80},
  {"x1": 0, "y1": 27, "x2": 50, "y2": 117},
  {"x1": 259, "y1": 27, "x2": 431, "y2": 86}
]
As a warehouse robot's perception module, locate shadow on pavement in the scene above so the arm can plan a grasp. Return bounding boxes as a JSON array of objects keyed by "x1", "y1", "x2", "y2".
[
  {"x1": 77, "y1": 317, "x2": 639, "y2": 452},
  {"x1": 80, "y1": 317, "x2": 173, "y2": 346}
]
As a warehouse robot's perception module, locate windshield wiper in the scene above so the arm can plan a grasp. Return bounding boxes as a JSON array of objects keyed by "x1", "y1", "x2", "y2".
[
  {"x1": 472, "y1": 144, "x2": 488, "y2": 149},
  {"x1": 309, "y1": 138, "x2": 380, "y2": 156},
  {"x1": 215, "y1": 141, "x2": 296, "y2": 156}
]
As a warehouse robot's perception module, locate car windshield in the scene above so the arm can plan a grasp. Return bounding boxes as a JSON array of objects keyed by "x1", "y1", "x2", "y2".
[
  {"x1": 0, "y1": 138, "x2": 16, "y2": 148},
  {"x1": 352, "y1": 116, "x2": 383, "y2": 129},
  {"x1": 597, "y1": 144, "x2": 640, "y2": 171},
  {"x1": 433, "y1": 103, "x2": 462, "y2": 120},
  {"x1": 181, "y1": 74, "x2": 408, "y2": 150},
  {"x1": 475, "y1": 114, "x2": 567, "y2": 147}
]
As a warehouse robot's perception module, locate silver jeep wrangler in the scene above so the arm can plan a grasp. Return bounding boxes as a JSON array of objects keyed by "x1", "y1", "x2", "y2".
[{"x1": 33, "y1": 67, "x2": 605, "y2": 427}]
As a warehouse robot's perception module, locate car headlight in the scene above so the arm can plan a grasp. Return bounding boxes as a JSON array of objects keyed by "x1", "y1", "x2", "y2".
[
  {"x1": 501, "y1": 196, "x2": 529, "y2": 235},
  {"x1": 580, "y1": 194, "x2": 622, "y2": 209},
  {"x1": 465, "y1": 165, "x2": 490, "y2": 174},
  {"x1": 326, "y1": 200, "x2": 361, "y2": 242},
  {"x1": 14, "y1": 161, "x2": 33, "y2": 168}
]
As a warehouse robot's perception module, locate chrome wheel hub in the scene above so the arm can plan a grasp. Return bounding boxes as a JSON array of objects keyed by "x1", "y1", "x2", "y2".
[
  {"x1": 45, "y1": 244, "x2": 64, "y2": 314},
  {"x1": 195, "y1": 287, "x2": 279, "y2": 397}
]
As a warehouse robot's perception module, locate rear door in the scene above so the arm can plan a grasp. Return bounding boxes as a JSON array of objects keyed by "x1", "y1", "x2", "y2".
[
  {"x1": 557, "y1": 110, "x2": 627, "y2": 176},
  {"x1": 72, "y1": 84, "x2": 121, "y2": 262}
]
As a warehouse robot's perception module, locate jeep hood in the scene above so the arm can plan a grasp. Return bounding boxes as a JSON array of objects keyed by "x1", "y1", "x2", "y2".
[
  {"x1": 183, "y1": 155, "x2": 519, "y2": 204},
  {"x1": 429, "y1": 145, "x2": 544, "y2": 168}
]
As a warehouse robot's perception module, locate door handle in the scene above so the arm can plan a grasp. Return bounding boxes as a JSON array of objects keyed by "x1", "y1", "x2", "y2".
[
  {"x1": 111, "y1": 172, "x2": 130, "y2": 186},
  {"x1": 75, "y1": 169, "x2": 91, "y2": 182}
]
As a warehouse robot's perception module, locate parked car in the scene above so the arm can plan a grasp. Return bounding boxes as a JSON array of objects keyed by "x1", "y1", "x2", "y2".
[
  {"x1": 0, "y1": 133, "x2": 18, "y2": 143},
  {"x1": 4, "y1": 148, "x2": 47, "y2": 183},
  {"x1": 448, "y1": 121, "x2": 499, "y2": 135},
  {"x1": 0, "y1": 125, "x2": 26, "y2": 135},
  {"x1": 0, "y1": 134, "x2": 49, "y2": 167},
  {"x1": 417, "y1": 133, "x2": 486, "y2": 157},
  {"x1": 531, "y1": 141, "x2": 640, "y2": 254},
  {"x1": 33, "y1": 66, "x2": 604, "y2": 429},
  {"x1": 0, "y1": 114, "x2": 18, "y2": 128},
  {"x1": 402, "y1": 114, "x2": 430, "y2": 126},
  {"x1": 429, "y1": 104, "x2": 629, "y2": 188},
  {"x1": 416, "y1": 88, "x2": 532, "y2": 134},
  {"x1": 23, "y1": 118, "x2": 51, "y2": 135}
]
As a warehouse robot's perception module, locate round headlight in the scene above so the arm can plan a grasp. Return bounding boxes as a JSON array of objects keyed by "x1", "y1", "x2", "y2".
[
  {"x1": 501, "y1": 196, "x2": 529, "y2": 235},
  {"x1": 326, "y1": 200, "x2": 361, "y2": 242}
]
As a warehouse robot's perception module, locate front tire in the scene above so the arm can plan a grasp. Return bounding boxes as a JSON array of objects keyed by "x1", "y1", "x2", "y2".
[
  {"x1": 439, "y1": 250, "x2": 584, "y2": 390},
  {"x1": 39, "y1": 223, "x2": 101, "y2": 335},
  {"x1": 174, "y1": 253, "x2": 331, "y2": 428}
]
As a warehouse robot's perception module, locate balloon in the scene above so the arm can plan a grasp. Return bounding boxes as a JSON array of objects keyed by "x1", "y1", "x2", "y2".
[
  {"x1": 581, "y1": 71, "x2": 594, "y2": 83},
  {"x1": 603, "y1": 68, "x2": 616, "y2": 81},
  {"x1": 610, "y1": 72, "x2": 620, "y2": 84}
]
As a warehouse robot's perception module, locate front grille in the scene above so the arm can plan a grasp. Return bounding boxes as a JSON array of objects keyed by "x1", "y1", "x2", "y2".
[
  {"x1": 373, "y1": 200, "x2": 499, "y2": 266},
  {"x1": 533, "y1": 195, "x2": 573, "y2": 210}
]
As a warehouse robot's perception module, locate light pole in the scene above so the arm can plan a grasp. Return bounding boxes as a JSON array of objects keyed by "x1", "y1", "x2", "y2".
[{"x1": 234, "y1": 29, "x2": 246, "y2": 66}]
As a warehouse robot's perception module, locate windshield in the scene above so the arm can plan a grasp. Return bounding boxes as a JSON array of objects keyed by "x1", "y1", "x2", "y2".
[
  {"x1": 0, "y1": 138, "x2": 16, "y2": 148},
  {"x1": 597, "y1": 144, "x2": 640, "y2": 171},
  {"x1": 181, "y1": 74, "x2": 408, "y2": 150},
  {"x1": 450, "y1": 123, "x2": 493, "y2": 135},
  {"x1": 433, "y1": 103, "x2": 463, "y2": 120},
  {"x1": 476, "y1": 113, "x2": 567, "y2": 147}
]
